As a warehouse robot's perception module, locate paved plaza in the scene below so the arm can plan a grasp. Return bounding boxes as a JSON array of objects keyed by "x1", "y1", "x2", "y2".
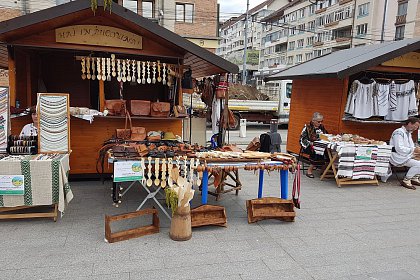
[{"x1": 1, "y1": 168, "x2": 420, "y2": 280}]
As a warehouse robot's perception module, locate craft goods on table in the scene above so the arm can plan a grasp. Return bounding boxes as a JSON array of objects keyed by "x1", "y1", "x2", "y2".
[
  {"x1": 0, "y1": 154, "x2": 73, "y2": 214},
  {"x1": 313, "y1": 134, "x2": 392, "y2": 186}
]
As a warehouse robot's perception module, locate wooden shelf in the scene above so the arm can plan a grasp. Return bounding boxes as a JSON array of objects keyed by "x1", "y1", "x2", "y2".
[{"x1": 94, "y1": 115, "x2": 188, "y2": 120}]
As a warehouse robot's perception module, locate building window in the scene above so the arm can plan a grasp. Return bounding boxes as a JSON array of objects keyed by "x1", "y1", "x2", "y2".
[
  {"x1": 309, "y1": 4, "x2": 316, "y2": 15},
  {"x1": 298, "y1": 8, "x2": 305, "y2": 18},
  {"x1": 297, "y1": 39, "x2": 304, "y2": 48},
  {"x1": 141, "y1": 0, "x2": 154, "y2": 18},
  {"x1": 176, "y1": 3, "x2": 194, "y2": 23},
  {"x1": 287, "y1": 56, "x2": 294, "y2": 65},
  {"x1": 397, "y1": 1, "x2": 408, "y2": 16},
  {"x1": 289, "y1": 27, "x2": 297, "y2": 36},
  {"x1": 123, "y1": 0, "x2": 138, "y2": 13},
  {"x1": 316, "y1": 15, "x2": 325, "y2": 27},
  {"x1": 305, "y1": 52, "x2": 313, "y2": 61},
  {"x1": 395, "y1": 25, "x2": 405, "y2": 40},
  {"x1": 308, "y1": 20, "x2": 315, "y2": 30},
  {"x1": 290, "y1": 11, "x2": 297, "y2": 21},
  {"x1": 296, "y1": 54, "x2": 303, "y2": 63},
  {"x1": 298, "y1": 24, "x2": 305, "y2": 33},
  {"x1": 358, "y1": 3, "x2": 369, "y2": 17},
  {"x1": 288, "y1": 41, "x2": 295, "y2": 50},
  {"x1": 356, "y1": 23, "x2": 368, "y2": 36},
  {"x1": 325, "y1": 12, "x2": 334, "y2": 24},
  {"x1": 306, "y1": 36, "x2": 314, "y2": 46}
]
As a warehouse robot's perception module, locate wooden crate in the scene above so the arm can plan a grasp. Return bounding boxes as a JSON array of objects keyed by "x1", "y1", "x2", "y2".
[
  {"x1": 191, "y1": 205, "x2": 227, "y2": 228},
  {"x1": 105, "y1": 207, "x2": 159, "y2": 243},
  {"x1": 246, "y1": 197, "x2": 295, "y2": 223}
]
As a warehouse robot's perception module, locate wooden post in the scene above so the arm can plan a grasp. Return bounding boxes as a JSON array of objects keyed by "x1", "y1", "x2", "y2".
[
  {"x1": 99, "y1": 79, "x2": 105, "y2": 112},
  {"x1": 26, "y1": 53, "x2": 32, "y2": 107},
  {"x1": 8, "y1": 46, "x2": 16, "y2": 107}
]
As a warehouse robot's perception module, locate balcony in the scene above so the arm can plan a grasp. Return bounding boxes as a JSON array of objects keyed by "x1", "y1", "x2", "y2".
[
  {"x1": 325, "y1": 21, "x2": 339, "y2": 27},
  {"x1": 339, "y1": 0, "x2": 352, "y2": 5},
  {"x1": 395, "y1": 14, "x2": 406, "y2": 25},
  {"x1": 315, "y1": 7, "x2": 327, "y2": 14},
  {"x1": 313, "y1": 41, "x2": 324, "y2": 47},
  {"x1": 335, "y1": 37, "x2": 351, "y2": 43}
]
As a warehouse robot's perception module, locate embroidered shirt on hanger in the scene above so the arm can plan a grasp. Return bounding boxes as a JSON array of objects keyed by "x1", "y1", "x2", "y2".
[
  {"x1": 385, "y1": 80, "x2": 417, "y2": 121},
  {"x1": 373, "y1": 83, "x2": 390, "y2": 117},
  {"x1": 345, "y1": 80, "x2": 376, "y2": 119}
]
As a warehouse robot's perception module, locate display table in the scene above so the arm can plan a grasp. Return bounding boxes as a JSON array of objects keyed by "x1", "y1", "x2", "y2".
[
  {"x1": 201, "y1": 161, "x2": 289, "y2": 204},
  {"x1": 314, "y1": 140, "x2": 392, "y2": 187},
  {"x1": 0, "y1": 154, "x2": 73, "y2": 220}
]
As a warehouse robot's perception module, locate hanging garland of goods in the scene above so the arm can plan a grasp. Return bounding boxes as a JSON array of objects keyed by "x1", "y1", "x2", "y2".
[
  {"x1": 91, "y1": 0, "x2": 112, "y2": 13},
  {"x1": 80, "y1": 55, "x2": 178, "y2": 86}
]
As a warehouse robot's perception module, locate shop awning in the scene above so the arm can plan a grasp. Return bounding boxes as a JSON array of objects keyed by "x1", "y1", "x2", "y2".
[
  {"x1": 265, "y1": 38, "x2": 420, "y2": 81},
  {"x1": 0, "y1": 0, "x2": 238, "y2": 78}
]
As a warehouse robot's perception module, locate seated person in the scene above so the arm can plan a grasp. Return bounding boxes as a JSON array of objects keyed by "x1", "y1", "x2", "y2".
[
  {"x1": 20, "y1": 107, "x2": 38, "y2": 137},
  {"x1": 299, "y1": 112, "x2": 328, "y2": 178},
  {"x1": 389, "y1": 117, "x2": 420, "y2": 190}
]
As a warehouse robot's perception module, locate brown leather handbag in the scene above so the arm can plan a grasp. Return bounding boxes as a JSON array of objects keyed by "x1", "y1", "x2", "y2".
[
  {"x1": 130, "y1": 100, "x2": 151, "y2": 116},
  {"x1": 105, "y1": 100, "x2": 126, "y2": 116},
  {"x1": 150, "y1": 102, "x2": 170, "y2": 117},
  {"x1": 131, "y1": 126, "x2": 147, "y2": 141},
  {"x1": 174, "y1": 105, "x2": 188, "y2": 118},
  {"x1": 116, "y1": 113, "x2": 132, "y2": 140}
]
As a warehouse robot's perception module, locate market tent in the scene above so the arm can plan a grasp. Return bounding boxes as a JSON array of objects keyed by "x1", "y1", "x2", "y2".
[
  {"x1": 263, "y1": 38, "x2": 420, "y2": 155},
  {"x1": 265, "y1": 38, "x2": 420, "y2": 81},
  {"x1": 0, "y1": 0, "x2": 238, "y2": 78}
]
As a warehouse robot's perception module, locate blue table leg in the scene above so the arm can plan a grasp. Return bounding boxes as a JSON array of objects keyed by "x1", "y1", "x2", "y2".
[
  {"x1": 258, "y1": 169, "x2": 264, "y2": 198},
  {"x1": 201, "y1": 169, "x2": 209, "y2": 205},
  {"x1": 280, "y1": 169, "x2": 288, "y2": 199}
]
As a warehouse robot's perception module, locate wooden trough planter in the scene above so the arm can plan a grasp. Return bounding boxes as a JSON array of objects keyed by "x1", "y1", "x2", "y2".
[
  {"x1": 246, "y1": 197, "x2": 295, "y2": 223},
  {"x1": 105, "y1": 207, "x2": 160, "y2": 243},
  {"x1": 191, "y1": 205, "x2": 227, "y2": 228}
]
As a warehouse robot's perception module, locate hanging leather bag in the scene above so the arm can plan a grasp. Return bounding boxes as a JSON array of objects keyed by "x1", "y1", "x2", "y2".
[
  {"x1": 215, "y1": 81, "x2": 228, "y2": 99},
  {"x1": 174, "y1": 105, "x2": 188, "y2": 118},
  {"x1": 105, "y1": 99, "x2": 126, "y2": 116},
  {"x1": 130, "y1": 100, "x2": 151, "y2": 116},
  {"x1": 150, "y1": 102, "x2": 170, "y2": 117},
  {"x1": 115, "y1": 113, "x2": 132, "y2": 140}
]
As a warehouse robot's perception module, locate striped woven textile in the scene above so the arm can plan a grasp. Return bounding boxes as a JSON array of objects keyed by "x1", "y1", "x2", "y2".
[
  {"x1": 0, "y1": 154, "x2": 73, "y2": 213},
  {"x1": 313, "y1": 140, "x2": 329, "y2": 156},
  {"x1": 374, "y1": 145, "x2": 392, "y2": 176},
  {"x1": 352, "y1": 159, "x2": 376, "y2": 179},
  {"x1": 337, "y1": 144, "x2": 356, "y2": 178}
]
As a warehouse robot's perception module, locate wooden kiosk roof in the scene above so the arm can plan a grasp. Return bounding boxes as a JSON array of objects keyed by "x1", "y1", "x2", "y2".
[
  {"x1": 265, "y1": 38, "x2": 420, "y2": 81},
  {"x1": 0, "y1": 0, "x2": 238, "y2": 77}
]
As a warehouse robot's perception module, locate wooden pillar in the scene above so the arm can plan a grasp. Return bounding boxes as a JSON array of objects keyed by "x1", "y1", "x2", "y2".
[
  {"x1": 338, "y1": 77, "x2": 349, "y2": 133},
  {"x1": 99, "y1": 79, "x2": 105, "y2": 112},
  {"x1": 26, "y1": 53, "x2": 32, "y2": 107},
  {"x1": 7, "y1": 46, "x2": 16, "y2": 107}
]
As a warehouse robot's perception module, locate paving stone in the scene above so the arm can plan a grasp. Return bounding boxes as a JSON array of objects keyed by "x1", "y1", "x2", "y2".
[{"x1": 14, "y1": 263, "x2": 94, "y2": 280}]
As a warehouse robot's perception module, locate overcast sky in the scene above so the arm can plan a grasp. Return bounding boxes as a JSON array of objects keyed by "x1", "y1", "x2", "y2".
[{"x1": 219, "y1": 0, "x2": 267, "y2": 19}]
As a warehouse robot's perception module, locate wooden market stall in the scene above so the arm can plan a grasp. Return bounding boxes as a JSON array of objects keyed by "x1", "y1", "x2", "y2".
[
  {"x1": 265, "y1": 38, "x2": 420, "y2": 155},
  {"x1": 0, "y1": 0, "x2": 238, "y2": 176}
]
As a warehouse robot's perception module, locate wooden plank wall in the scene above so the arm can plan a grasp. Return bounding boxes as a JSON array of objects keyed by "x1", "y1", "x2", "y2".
[
  {"x1": 287, "y1": 78, "x2": 345, "y2": 154},
  {"x1": 287, "y1": 78, "x2": 406, "y2": 155},
  {"x1": 11, "y1": 117, "x2": 182, "y2": 174}
]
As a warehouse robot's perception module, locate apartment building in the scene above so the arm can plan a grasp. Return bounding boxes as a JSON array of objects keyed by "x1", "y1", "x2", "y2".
[
  {"x1": 118, "y1": 0, "x2": 219, "y2": 52},
  {"x1": 0, "y1": 0, "x2": 218, "y2": 51},
  {"x1": 216, "y1": 0, "x2": 291, "y2": 83}
]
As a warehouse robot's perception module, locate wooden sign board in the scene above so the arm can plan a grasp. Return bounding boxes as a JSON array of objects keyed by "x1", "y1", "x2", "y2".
[
  {"x1": 382, "y1": 52, "x2": 420, "y2": 68},
  {"x1": 55, "y1": 25, "x2": 143, "y2": 50},
  {"x1": 0, "y1": 70, "x2": 8, "y2": 87}
]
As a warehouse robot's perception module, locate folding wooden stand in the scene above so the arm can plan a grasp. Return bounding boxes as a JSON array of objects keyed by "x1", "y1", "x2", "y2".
[
  {"x1": 246, "y1": 197, "x2": 295, "y2": 223},
  {"x1": 207, "y1": 169, "x2": 242, "y2": 201},
  {"x1": 191, "y1": 205, "x2": 227, "y2": 228},
  {"x1": 0, "y1": 204, "x2": 58, "y2": 222},
  {"x1": 105, "y1": 207, "x2": 159, "y2": 243},
  {"x1": 321, "y1": 148, "x2": 379, "y2": 187}
]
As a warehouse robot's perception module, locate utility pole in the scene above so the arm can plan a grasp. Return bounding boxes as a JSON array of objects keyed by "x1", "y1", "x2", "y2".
[
  {"x1": 242, "y1": 0, "x2": 250, "y2": 85},
  {"x1": 381, "y1": 0, "x2": 388, "y2": 42}
]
